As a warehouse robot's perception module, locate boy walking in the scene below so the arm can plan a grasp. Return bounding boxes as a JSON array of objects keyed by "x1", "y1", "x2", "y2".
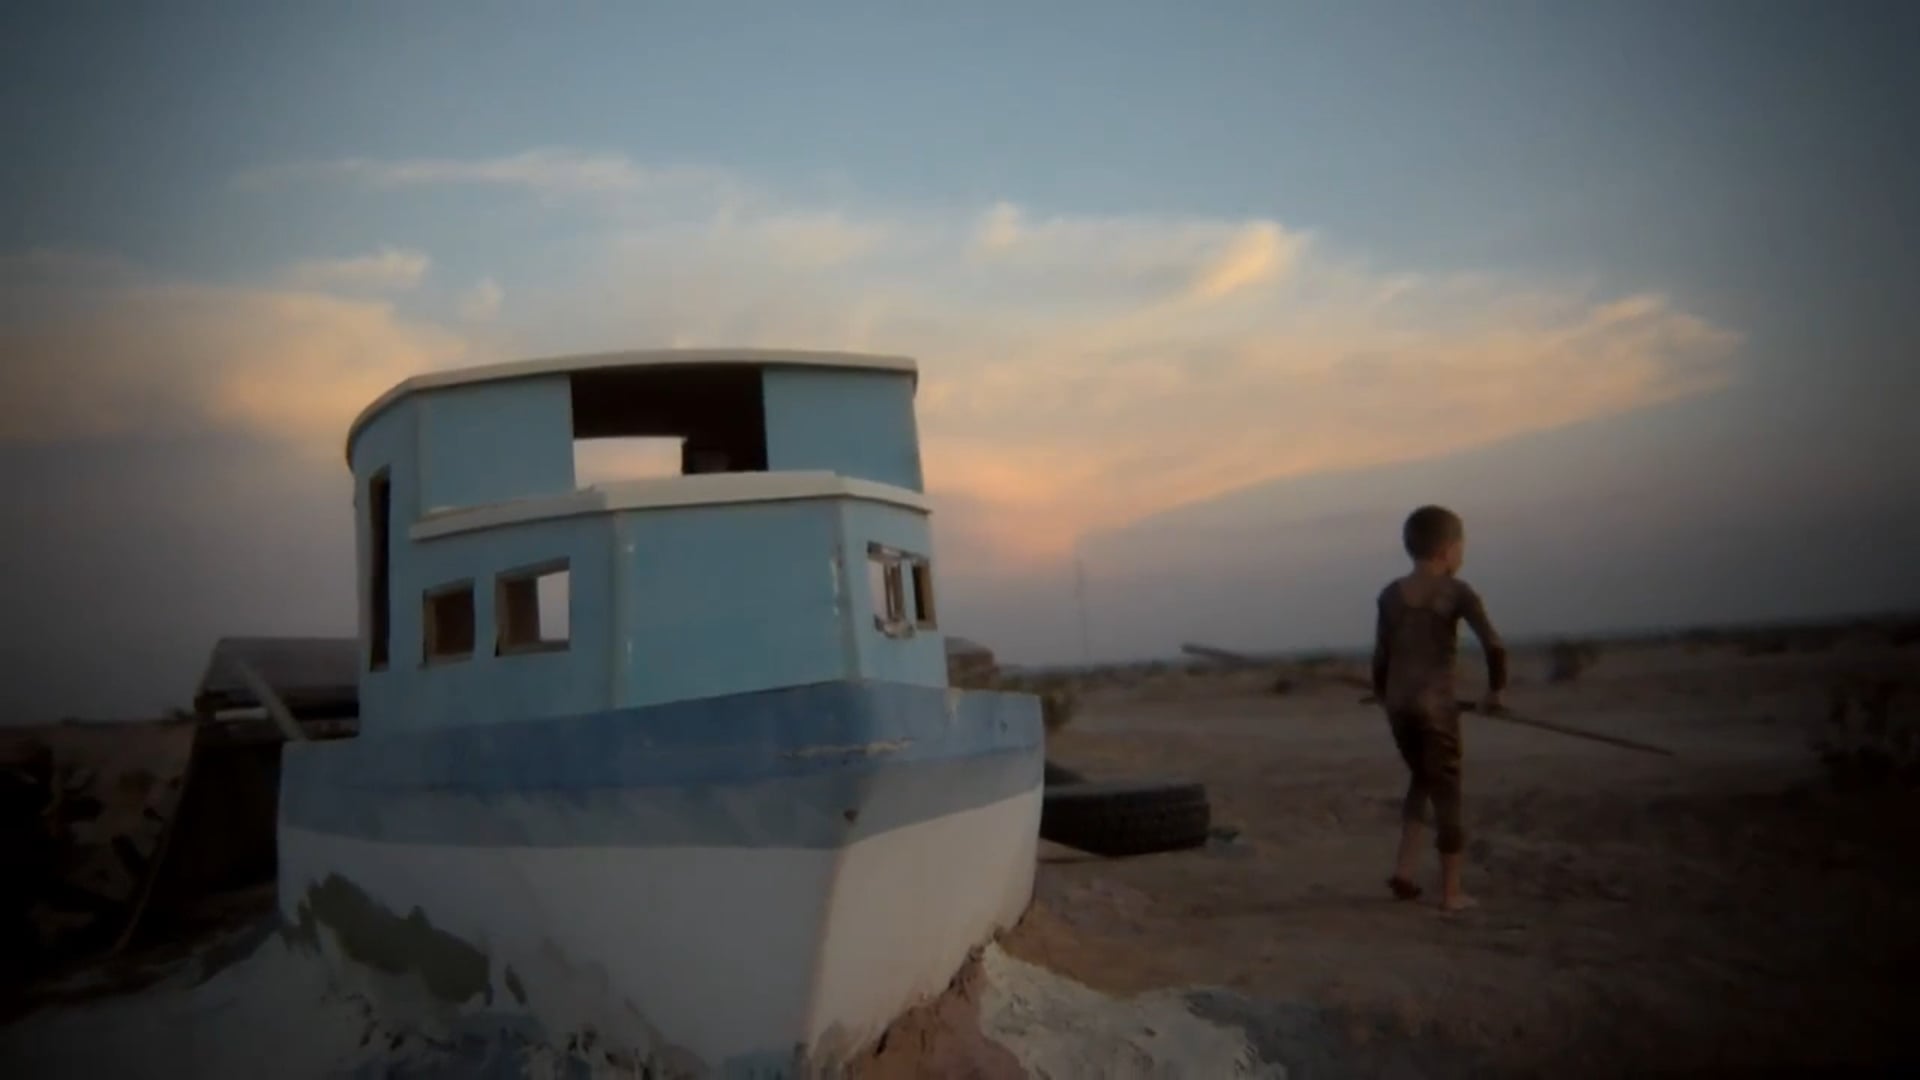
[{"x1": 1372, "y1": 505, "x2": 1507, "y2": 912}]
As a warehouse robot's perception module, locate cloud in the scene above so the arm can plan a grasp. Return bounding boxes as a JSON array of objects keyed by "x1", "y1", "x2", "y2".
[
  {"x1": 965, "y1": 202, "x2": 1309, "y2": 307},
  {"x1": 0, "y1": 252, "x2": 468, "y2": 454},
  {"x1": 491, "y1": 169, "x2": 1734, "y2": 562},
  {"x1": 1190, "y1": 222, "x2": 1293, "y2": 300},
  {"x1": 284, "y1": 246, "x2": 431, "y2": 291},
  {"x1": 12, "y1": 154, "x2": 1741, "y2": 564},
  {"x1": 460, "y1": 277, "x2": 505, "y2": 321},
  {"x1": 731, "y1": 213, "x2": 890, "y2": 269},
  {"x1": 236, "y1": 149, "x2": 746, "y2": 219}
]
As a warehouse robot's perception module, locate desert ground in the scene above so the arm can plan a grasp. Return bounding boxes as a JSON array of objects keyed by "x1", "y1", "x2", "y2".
[
  {"x1": 4, "y1": 623, "x2": 1916, "y2": 1078},
  {"x1": 964, "y1": 627, "x2": 1920, "y2": 1077}
]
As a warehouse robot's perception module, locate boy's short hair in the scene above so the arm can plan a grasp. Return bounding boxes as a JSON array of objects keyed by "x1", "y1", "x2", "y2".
[{"x1": 1403, "y1": 505, "x2": 1464, "y2": 560}]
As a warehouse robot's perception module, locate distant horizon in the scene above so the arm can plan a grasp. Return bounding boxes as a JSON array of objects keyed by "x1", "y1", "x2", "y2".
[
  {"x1": 13, "y1": 606, "x2": 1914, "y2": 726},
  {"x1": 1004, "y1": 604, "x2": 1920, "y2": 671}
]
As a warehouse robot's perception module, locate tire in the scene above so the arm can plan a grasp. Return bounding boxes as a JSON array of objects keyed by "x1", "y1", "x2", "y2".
[
  {"x1": 1043, "y1": 759, "x2": 1087, "y2": 786},
  {"x1": 1039, "y1": 779, "x2": 1211, "y2": 857}
]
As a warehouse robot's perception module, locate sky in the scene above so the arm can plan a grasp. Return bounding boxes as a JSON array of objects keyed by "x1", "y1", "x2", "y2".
[{"x1": 2, "y1": 2, "x2": 1917, "y2": 720}]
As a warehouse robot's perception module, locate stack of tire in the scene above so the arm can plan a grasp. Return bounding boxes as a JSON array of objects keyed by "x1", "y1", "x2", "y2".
[{"x1": 1039, "y1": 760, "x2": 1213, "y2": 858}]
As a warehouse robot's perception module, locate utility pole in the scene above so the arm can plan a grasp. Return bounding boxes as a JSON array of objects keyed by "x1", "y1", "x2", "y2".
[{"x1": 1074, "y1": 555, "x2": 1091, "y2": 667}]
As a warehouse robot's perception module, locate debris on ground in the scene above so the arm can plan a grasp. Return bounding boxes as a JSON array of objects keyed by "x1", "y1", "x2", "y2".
[
  {"x1": 2, "y1": 637, "x2": 360, "y2": 1001},
  {"x1": 974, "y1": 945, "x2": 1285, "y2": 1079}
]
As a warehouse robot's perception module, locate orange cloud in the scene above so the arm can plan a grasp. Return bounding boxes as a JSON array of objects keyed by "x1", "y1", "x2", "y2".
[
  {"x1": 5, "y1": 161, "x2": 1743, "y2": 574},
  {"x1": 0, "y1": 252, "x2": 467, "y2": 454},
  {"x1": 1189, "y1": 222, "x2": 1294, "y2": 300},
  {"x1": 284, "y1": 247, "x2": 431, "y2": 291}
]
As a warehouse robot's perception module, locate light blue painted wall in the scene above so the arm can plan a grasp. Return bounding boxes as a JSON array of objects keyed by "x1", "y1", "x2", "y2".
[
  {"x1": 417, "y1": 376, "x2": 575, "y2": 511},
  {"x1": 356, "y1": 520, "x2": 612, "y2": 735},
  {"x1": 353, "y1": 493, "x2": 948, "y2": 730},
  {"x1": 350, "y1": 398, "x2": 422, "y2": 521},
  {"x1": 762, "y1": 369, "x2": 923, "y2": 492},
  {"x1": 350, "y1": 399, "x2": 419, "y2": 687},
  {"x1": 839, "y1": 500, "x2": 946, "y2": 687},
  {"x1": 370, "y1": 515, "x2": 615, "y2": 734},
  {"x1": 610, "y1": 501, "x2": 851, "y2": 708},
  {"x1": 353, "y1": 393, "x2": 615, "y2": 735},
  {"x1": 347, "y1": 364, "x2": 951, "y2": 733}
]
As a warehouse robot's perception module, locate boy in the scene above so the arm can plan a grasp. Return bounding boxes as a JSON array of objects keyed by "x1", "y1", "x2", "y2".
[{"x1": 1372, "y1": 505, "x2": 1507, "y2": 913}]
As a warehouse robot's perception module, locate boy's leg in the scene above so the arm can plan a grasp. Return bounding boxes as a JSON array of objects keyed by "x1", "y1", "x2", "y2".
[
  {"x1": 1423, "y1": 711, "x2": 1475, "y2": 911},
  {"x1": 1387, "y1": 713, "x2": 1430, "y2": 900}
]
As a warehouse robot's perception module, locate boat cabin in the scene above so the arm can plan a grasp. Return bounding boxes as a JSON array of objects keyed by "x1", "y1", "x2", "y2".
[{"x1": 345, "y1": 348, "x2": 948, "y2": 734}]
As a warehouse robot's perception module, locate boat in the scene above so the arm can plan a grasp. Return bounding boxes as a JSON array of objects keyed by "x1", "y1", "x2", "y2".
[{"x1": 276, "y1": 348, "x2": 1045, "y2": 1076}]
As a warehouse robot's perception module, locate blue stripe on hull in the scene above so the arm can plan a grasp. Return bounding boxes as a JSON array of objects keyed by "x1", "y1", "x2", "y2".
[
  {"x1": 282, "y1": 680, "x2": 1043, "y2": 849},
  {"x1": 283, "y1": 747, "x2": 1039, "y2": 848}
]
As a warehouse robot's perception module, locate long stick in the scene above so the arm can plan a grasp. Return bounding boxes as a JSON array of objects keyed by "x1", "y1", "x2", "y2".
[
  {"x1": 1470, "y1": 702, "x2": 1675, "y2": 757},
  {"x1": 1358, "y1": 695, "x2": 1676, "y2": 757}
]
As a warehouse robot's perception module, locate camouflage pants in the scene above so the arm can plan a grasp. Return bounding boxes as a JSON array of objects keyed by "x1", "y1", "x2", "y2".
[{"x1": 1388, "y1": 707, "x2": 1466, "y2": 854}]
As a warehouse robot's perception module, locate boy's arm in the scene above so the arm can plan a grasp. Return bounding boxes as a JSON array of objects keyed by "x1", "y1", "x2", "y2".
[
  {"x1": 1370, "y1": 593, "x2": 1392, "y2": 700},
  {"x1": 1459, "y1": 583, "x2": 1509, "y2": 701}
]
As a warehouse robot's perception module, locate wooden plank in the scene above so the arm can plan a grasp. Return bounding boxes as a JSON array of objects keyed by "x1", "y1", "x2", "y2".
[
  {"x1": 111, "y1": 723, "x2": 204, "y2": 955},
  {"x1": 227, "y1": 659, "x2": 308, "y2": 743}
]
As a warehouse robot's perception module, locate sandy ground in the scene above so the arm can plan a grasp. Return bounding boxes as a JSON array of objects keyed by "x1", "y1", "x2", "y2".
[
  {"x1": 5, "y1": 635, "x2": 1915, "y2": 1078},
  {"x1": 992, "y1": 637, "x2": 1920, "y2": 1077}
]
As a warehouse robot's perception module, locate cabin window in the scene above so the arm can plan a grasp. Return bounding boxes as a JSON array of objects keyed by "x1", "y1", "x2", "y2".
[
  {"x1": 910, "y1": 557, "x2": 938, "y2": 629},
  {"x1": 367, "y1": 469, "x2": 392, "y2": 671},
  {"x1": 569, "y1": 365, "x2": 769, "y2": 486},
  {"x1": 422, "y1": 581, "x2": 476, "y2": 664},
  {"x1": 867, "y1": 543, "x2": 910, "y2": 637},
  {"x1": 496, "y1": 559, "x2": 571, "y2": 654}
]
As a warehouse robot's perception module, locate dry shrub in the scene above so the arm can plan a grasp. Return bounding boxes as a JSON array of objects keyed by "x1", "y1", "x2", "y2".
[
  {"x1": 1321, "y1": 663, "x2": 1376, "y2": 692},
  {"x1": 1812, "y1": 677, "x2": 1917, "y2": 789},
  {"x1": 998, "y1": 676, "x2": 1079, "y2": 733},
  {"x1": 1741, "y1": 631, "x2": 1794, "y2": 657},
  {"x1": 946, "y1": 653, "x2": 999, "y2": 691},
  {"x1": 1789, "y1": 629, "x2": 1841, "y2": 654},
  {"x1": 1128, "y1": 668, "x2": 1200, "y2": 701},
  {"x1": 1039, "y1": 688, "x2": 1079, "y2": 734},
  {"x1": 1548, "y1": 639, "x2": 1601, "y2": 683},
  {"x1": 959, "y1": 664, "x2": 1079, "y2": 734}
]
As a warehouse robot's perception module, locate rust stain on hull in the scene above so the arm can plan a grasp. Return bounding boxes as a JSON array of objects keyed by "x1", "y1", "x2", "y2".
[{"x1": 285, "y1": 874, "x2": 492, "y2": 1006}]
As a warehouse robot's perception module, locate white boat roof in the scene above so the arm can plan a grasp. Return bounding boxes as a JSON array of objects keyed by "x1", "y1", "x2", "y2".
[
  {"x1": 410, "y1": 471, "x2": 930, "y2": 541},
  {"x1": 346, "y1": 347, "x2": 919, "y2": 459}
]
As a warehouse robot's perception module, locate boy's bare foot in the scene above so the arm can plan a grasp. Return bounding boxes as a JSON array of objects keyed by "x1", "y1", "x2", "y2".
[
  {"x1": 1438, "y1": 852, "x2": 1472, "y2": 913},
  {"x1": 1392, "y1": 821, "x2": 1427, "y2": 900}
]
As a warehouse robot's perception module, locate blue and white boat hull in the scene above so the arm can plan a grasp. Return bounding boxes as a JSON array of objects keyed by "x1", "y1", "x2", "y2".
[{"x1": 276, "y1": 680, "x2": 1043, "y2": 1076}]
